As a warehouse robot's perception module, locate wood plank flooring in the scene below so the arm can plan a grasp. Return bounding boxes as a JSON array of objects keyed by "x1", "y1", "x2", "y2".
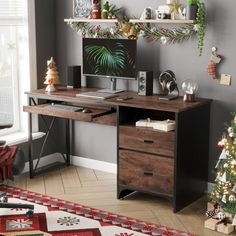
[{"x1": 9, "y1": 165, "x2": 236, "y2": 236}]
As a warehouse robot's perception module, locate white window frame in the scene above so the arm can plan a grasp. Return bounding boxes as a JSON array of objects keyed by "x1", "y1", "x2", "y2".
[{"x1": 0, "y1": 0, "x2": 41, "y2": 144}]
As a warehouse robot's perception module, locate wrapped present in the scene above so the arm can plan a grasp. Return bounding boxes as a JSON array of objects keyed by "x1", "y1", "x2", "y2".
[
  {"x1": 217, "y1": 223, "x2": 234, "y2": 235},
  {"x1": 204, "y1": 218, "x2": 220, "y2": 231},
  {"x1": 207, "y1": 202, "x2": 234, "y2": 220},
  {"x1": 205, "y1": 217, "x2": 235, "y2": 234}
]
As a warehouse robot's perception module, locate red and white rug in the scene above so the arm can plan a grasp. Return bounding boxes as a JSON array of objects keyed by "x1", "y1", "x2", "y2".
[{"x1": 0, "y1": 185, "x2": 194, "y2": 236}]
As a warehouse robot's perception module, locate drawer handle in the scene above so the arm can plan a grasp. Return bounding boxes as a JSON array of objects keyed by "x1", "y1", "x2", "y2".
[
  {"x1": 142, "y1": 139, "x2": 154, "y2": 144},
  {"x1": 143, "y1": 171, "x2": 154, "y2": 176}
]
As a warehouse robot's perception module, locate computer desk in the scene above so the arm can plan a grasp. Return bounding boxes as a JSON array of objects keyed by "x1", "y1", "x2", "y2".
[{"x1": 24, "y1": 87, "x2": 212, "y2": 212}]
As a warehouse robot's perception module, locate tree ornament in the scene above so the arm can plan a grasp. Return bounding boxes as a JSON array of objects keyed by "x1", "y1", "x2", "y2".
[
  {"x1": 219, "y1": 172, "x2": 227, "y2": 183},
  {"x1": 217, "y1": 211, "x2": 226, "y2": 219},
  {"x1": 224, "y1": 163, "x2": 229, "y2": 168},
  {"x1": 229, "y1": 195, "x2": 236, "y2": 203},
  {"x1": 231, "y1": 160, "x2": 236, "y2": 166},
  {"x1": 229, "y1": 132, "x2": 235, "y2": 138},
  {"x1": 160, "y1": 36, "x2": 167, "y2": 45},
  {"x1": 221, "y1": 195, "x2": 227, "y2": 204},
  {"x1": 44, "y1": 57, "x2": 60, "y2": 93},
  {"x1": 219, "y1": 149, "x2": 227, "y2": 160},
  {"x1": 218, "y1": 137, "x2": 227, "y2": 148},
  {"x1": 228, "y1": 127, "x2": 233, "y2": 134}
]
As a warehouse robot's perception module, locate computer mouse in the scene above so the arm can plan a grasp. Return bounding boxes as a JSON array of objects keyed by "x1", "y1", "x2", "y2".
[{"x1": 82, "y1": 108, "x2": 92, "y2": 113}]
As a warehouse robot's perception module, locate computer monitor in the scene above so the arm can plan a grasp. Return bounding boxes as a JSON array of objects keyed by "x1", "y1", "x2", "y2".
[{"x1": 82, "y1": 38, "x2": 137, "y2": 93}]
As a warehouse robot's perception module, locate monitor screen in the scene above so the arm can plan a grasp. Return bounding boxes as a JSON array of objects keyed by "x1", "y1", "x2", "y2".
[{"x1": 82, "y1": 38, "x2": 137, "y2": 79}]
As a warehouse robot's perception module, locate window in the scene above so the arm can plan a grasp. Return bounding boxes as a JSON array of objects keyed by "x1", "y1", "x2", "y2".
[{"x1": 0, "y1": 0, "x2": 37, "y2": 137}]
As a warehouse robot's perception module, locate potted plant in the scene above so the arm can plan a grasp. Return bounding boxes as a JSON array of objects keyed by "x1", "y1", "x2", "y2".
[{"x1": 186, "y1": 0, "x2": 198, "y2": 20}]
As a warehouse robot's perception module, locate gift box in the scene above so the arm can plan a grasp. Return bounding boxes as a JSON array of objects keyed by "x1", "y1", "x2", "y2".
[
  {"x1": 207, "y1": 202, "x2": 234, "y2": 220},
  {"x1": 217, "y1": 223, "x2": 234, "y2": 235},
  {"x1": 204, "y1": 218, "x2": 220, "y2": 231}
]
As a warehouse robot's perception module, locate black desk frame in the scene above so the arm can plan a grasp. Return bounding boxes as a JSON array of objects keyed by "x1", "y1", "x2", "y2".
[{"x1": 28, "y1": 97, "x2": 70, "y2": 178}]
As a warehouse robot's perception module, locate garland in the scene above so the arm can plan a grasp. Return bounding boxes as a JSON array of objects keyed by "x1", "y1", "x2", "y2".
[
  {"x1": 67, "y1": 3, "x2": 206, "y2": 56},
  {"x1": 141, "y1": 24, "x2": 197, "y2": 44}
]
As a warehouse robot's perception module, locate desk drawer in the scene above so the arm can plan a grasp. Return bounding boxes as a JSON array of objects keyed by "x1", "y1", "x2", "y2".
[
  {"x1": 119, "y1": 126, "x2": 175, "y2": 157},
  {"x1": 119, "y1": 150, "x2": 174, "y2": 196}
]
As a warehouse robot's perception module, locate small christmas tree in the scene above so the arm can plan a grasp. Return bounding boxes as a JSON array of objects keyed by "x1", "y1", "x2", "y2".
[
  {"x1": 44, "y1": 57, "x2": 60, "y2": 92},
  {"x1": 209, "y1": 114, "x2": 236, "y2": 225}
]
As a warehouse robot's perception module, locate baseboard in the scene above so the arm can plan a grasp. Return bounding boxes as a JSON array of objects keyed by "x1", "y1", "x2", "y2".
[
  {"x1": 71, "y1": 155, "x2": 117, "y2": 174},
  {"x1": 23, "y1": 153, "x2": 117, "y2": 174},
  {"x1": 23, "y1": 153, "x2": 62, "y2": 173}
]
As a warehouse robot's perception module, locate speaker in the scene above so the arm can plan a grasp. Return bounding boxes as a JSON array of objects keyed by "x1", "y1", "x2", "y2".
[
  {"x1": 67, "y1": 66, "x2": 81, "y2": 88},
  {"x1": 137, "y1": 71, "x2": 153, "y2": 96}
]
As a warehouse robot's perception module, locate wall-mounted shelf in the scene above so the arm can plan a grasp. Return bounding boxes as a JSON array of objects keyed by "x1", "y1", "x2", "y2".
[
  {"x1": 64, "y1": 18, "x2": 119, "y2": 23},
  {"x1": 64, "y1": 18, "x2": 195, "y2": 24},
  {"x1": 129, "y1": 19, "x2": 195, "y2": 24}
]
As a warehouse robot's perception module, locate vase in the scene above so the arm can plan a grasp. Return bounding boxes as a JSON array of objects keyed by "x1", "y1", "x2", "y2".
[{"x1": 186, "y1": 5, "x2": 198, "y2": 20}]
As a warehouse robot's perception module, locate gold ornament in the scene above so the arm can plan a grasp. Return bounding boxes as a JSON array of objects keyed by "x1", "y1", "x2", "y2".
[
  {"x1": 229, "y1": 194, "x2": 236, "y2": 202},
  {"x1": 168, "y1": 0, "x2": 181, "y2": 20}
]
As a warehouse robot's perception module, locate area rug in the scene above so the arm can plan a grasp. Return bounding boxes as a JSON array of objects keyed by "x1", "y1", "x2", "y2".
[{"x1": 0, "y1": 185, "x2": 194, "y2": 236}]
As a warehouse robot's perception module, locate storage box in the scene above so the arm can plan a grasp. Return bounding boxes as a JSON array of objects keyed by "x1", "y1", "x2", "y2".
[
  {"x1": 135, "y1": 118, "x2": 154, "y2": 128},
  {"x1": 152, "y1": 119, "x2": 175, "y2": 132},
  {"x1": 135, "y1": 119, "x2": 175, "y2": 132}
]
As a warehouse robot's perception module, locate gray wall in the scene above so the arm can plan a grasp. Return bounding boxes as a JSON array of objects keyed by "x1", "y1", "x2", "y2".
[{"x1": 34, "y1": 0, "x2": 236, "y2": 181}]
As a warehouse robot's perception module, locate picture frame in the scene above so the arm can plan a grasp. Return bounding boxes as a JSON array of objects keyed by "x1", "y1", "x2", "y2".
[{"x1": 73, "y1": 0, "x2": 92, "y2": 18}]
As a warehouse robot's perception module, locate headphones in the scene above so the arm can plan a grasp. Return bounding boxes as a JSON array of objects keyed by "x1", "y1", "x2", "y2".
[{"x1": 159, "y1": 70, "x2": 177, "y2": 93}]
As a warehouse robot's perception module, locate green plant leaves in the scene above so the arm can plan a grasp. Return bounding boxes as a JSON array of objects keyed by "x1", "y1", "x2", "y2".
[{"x1": 84, "y1": 42, "x2": 128, "y2": 76}]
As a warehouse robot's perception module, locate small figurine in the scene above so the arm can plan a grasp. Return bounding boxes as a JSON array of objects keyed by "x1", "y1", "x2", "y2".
[
  {"x1": 102, "y1": 1, "x2": 109, "y2": 19},
  {"x1": 44, "y1": 57, "x2": 60, "y2": 93}
]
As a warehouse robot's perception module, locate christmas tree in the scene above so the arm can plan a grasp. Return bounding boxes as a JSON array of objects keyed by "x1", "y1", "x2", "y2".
[
  {"x1": 209, "y1": 114, "x2": 236, "y2": 223},
  {"x1": 44, "y1": 57, "x2": 60, "y2": 92}
]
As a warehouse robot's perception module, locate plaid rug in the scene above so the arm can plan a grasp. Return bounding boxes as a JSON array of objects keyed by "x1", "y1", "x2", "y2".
[{"x1": 0, "y1": 185, "x2": 195, "y2": 236}]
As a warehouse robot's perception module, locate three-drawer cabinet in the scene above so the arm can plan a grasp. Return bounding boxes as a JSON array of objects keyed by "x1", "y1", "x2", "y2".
[{"x1": 117, "y1": 101, "x2": 211, "y2": 212}]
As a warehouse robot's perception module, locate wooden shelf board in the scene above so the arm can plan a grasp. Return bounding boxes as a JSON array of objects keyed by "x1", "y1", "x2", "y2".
[
  {"x1": 129, "y1": 19, "x2": 195, "y2": 24},
  {"x1": 64, "y1": 18, "x2": 119, "y2": 23},
  {"x1": 64, "y1": 18, "x2": 195, "y2": 24}
]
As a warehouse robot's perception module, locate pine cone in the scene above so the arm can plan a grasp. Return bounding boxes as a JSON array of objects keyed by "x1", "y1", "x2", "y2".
[{"x1": 207, "y1": 61, "x2": 217, "y2": 79}]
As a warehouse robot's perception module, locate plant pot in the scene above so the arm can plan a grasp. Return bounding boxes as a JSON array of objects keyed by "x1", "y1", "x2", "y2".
[{"x1": 186, "y1": 4, "x2": 198, "y2": 20}]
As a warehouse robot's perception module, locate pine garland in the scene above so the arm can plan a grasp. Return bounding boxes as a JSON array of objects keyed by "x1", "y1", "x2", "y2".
[
  {"x1": 141, "y1": 24, "x2": 196, "y2": 43},
  {"x1": 69, "y1": 21, "x2": 123, "y2": 39}
]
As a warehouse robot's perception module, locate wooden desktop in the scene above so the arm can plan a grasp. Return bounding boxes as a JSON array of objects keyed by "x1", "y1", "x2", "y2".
[{"x1": 23, "y1": 87, "x2": 212, "y2": 212}]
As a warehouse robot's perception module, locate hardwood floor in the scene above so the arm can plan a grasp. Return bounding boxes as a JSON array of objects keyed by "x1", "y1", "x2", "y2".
[{"x1": 9, "y1": 165, "x2": 236, "y2": 236}]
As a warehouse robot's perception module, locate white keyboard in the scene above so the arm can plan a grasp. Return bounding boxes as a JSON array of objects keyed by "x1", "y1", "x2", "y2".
[
  {"x1": 76, "y1": 92, "x2": 118, "y2": 100},
  {"x1": 47, "y1": 104, "x2": 83, "y2": 112}
]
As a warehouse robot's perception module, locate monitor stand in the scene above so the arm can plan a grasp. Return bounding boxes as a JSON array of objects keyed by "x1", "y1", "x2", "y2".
[{"x1": 97, "y1": 78, "x2": 125, "y2": 94}]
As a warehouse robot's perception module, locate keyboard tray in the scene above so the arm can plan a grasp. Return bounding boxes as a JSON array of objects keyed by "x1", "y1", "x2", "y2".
[{"x1": 23, "y1": 103, "x2": 112, "y2": 122}]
